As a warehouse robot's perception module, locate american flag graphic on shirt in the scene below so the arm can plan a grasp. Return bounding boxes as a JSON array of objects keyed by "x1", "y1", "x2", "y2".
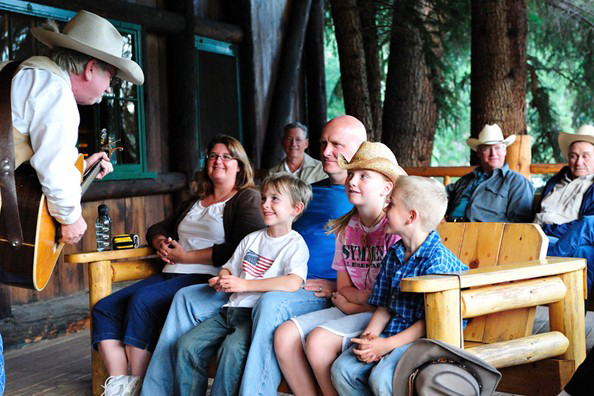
[{"x1": 242, "y1": 249, "x2": 274, "y2": 278}]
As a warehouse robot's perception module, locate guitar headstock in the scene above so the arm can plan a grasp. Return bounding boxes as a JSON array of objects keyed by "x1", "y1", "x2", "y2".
[{"x1": 99, "y1": 128, "x2": 124, "y2": 162}]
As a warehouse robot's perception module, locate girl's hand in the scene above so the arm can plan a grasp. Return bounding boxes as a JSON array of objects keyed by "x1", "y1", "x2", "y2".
[
  {"x1": 218, "y1": 274, "x2": 247, "y2": 293},
  {"x1": 331, "y1": 291, "x2": 349, "y2": 310}
]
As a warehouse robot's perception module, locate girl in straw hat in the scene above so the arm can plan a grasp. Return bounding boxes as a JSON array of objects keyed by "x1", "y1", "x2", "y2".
[{"x1": 274, "y1": 142, "x2": 406, "y2": 396}]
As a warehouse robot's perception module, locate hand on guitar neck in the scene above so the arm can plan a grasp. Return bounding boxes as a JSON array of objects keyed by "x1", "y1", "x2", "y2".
[
  {"x1": 85, "y1": 151, "x2": 114, "y2": 180},
  {"x1": 59, "y1": 151, "x2": 114, "y2": 244}
]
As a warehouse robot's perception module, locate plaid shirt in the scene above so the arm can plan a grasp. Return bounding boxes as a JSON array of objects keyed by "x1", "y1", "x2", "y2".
[{"x1": 368, "y1": 230, "x2": 468, "y2": 336}]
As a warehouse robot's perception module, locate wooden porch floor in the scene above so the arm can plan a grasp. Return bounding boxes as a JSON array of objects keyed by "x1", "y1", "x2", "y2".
[{"x1": 4, "y1": 307, "x2": 594, "y2": 396}]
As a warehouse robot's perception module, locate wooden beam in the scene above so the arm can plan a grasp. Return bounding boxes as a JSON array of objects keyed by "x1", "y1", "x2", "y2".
[
  {"x1": 466, "y1": 332, "x2": 569, "y2": 368},
  {"x1": 31, "y1": 0, "x2": 185, "y2": 34},
  {"x1": 194, "y1": 17, "x2": 243, "y2": 43},
  {"x1": 261, "y1": 0, "x2": 313, "y2": 168},
  {"x1": 82, "y1": 172, "x2": 187, "y2": 202},
  {"x1": 304, "y1": 0, "x2": 326, "y2": 159}
]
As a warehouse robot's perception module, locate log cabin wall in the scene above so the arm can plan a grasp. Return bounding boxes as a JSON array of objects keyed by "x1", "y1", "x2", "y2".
[{"x1": 4, "y1": 0, "x2": 313, "y2": 308}]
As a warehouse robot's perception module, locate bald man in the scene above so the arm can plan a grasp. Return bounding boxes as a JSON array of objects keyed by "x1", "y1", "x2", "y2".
[{"x1": 142, "y1": 116, "x2": 368, "y2": 396}]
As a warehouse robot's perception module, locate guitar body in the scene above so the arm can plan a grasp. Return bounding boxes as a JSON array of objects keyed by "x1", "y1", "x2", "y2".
[{"x1": 0, "y1": 155, "x2": 84, "y2": 291}]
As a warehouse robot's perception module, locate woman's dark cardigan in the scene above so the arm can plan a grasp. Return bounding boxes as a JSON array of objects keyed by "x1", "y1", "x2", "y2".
[{"x1": 146, "y1": 188, "x2": 265, "y2": 266}]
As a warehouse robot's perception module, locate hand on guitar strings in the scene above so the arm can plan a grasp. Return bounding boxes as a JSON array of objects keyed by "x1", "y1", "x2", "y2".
[
  {"x1": 85, "y1": 152, "x2": 114, "y2": 179},
  {"x1": 60, "y1": 215, "x2": 87, "y2": 244}
]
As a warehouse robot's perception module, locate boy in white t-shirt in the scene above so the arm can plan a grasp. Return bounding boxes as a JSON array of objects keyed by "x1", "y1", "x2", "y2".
[{"x1": 173, "y1": 174, "x2": 312, "y2": 396}]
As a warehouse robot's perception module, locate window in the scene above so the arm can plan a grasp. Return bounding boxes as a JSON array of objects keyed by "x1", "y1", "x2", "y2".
[
  {"x1": 0, "y1": 1, "x2": 151, "y2": 179},
  {"x1": 195, "y1": 36, "x2": 242, "y2": 167}
]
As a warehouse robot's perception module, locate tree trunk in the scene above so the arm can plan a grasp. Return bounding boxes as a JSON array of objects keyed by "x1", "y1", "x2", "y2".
[
  {"x1": 382, "y1": 0, "x2": 439, "y2": 167},
  {"x1": 470, "y1": 0, "x2": 527, "y2": 164},
  {"x1": 329, "y1": 0, "x2": 374, "y2": 135},
  {"x1": 358, "y1": 0, "x2": 382, "y2": 141}
]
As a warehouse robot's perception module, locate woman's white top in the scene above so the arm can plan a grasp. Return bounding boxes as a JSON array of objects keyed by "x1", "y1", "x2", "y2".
[{"x1": 162, "y1": 199, "x2": 228, "y2": 275}]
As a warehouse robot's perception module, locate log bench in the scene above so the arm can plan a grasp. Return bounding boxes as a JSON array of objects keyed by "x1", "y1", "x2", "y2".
[{"x1": 66, "y1": 222, "x2": 586, "y2": 395}]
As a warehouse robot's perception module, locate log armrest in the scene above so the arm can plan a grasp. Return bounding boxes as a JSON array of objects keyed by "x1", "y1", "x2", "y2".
[
  {"x1": 400, "y1": 257, "x2": 587, "y2": 295},
  {"x1": 399, "y1": 256, "x2": 587, "y2": 371}
]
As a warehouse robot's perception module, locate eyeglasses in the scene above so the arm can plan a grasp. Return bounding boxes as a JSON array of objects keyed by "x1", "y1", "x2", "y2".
[
  {"x1": 205, "y1": 153, "x2": 238, "y2": 162},
  {"x1": 478, "y1": 144, "x2": 506, "y2": 153}
]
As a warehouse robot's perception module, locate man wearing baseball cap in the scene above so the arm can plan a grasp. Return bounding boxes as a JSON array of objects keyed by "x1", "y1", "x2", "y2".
[
  {"x1": 2, "y1": 10, "x2": 144, "y2": 245},
  {"x1": 535, "y1": 124, "x2": 594, "y2": 297},
  {"x1": 445, "y1": 124, "x2": 534, "y2": 222}
]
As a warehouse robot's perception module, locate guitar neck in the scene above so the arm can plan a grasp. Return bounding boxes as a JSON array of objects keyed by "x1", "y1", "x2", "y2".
[{"x1": 81, "y1": 160, "x2": 103, "y2": 196}]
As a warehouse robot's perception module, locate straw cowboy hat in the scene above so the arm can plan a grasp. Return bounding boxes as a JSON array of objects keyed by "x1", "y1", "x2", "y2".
[
  {"x1": 558, "y1": 125, "x2": 594, "y2": 160},
  {"x1": 337, "y1": 141, "x2": 407, "y2": 182},
  {"x1": 393, "y1": 339, "x2": 501, "y2": 396},
  {"x1": 31, "y1": 10, "x2": 144, "y2": 85},
  {"x1": 466, "y1": 124, "x2": 516, "y2": 151}
]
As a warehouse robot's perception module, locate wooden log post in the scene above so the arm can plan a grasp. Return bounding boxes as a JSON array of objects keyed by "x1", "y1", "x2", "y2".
[
  {"x1": 261, "y1": 0, "x2": 314, "y2": 168},
  {"x1": 424, "y1": 289, "x2": 462, "y2": 348},
  {"x1": 548, "y1": 269, "x2": 587, "y2": 367},
  {"x1": 506, "y1": 134, "x2": 532, "y2": 179},
  {"x1": 304, "y1": 0, "x2": 326, "y2": 159},
  {"x1": 89, "y1": 260, "x2": 112, "y2": 396}
]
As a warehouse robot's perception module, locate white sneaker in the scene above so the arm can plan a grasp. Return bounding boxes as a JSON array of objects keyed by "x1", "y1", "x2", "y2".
[{"x1": 101, "y1": 375, "x2": 143, "y2": 396}]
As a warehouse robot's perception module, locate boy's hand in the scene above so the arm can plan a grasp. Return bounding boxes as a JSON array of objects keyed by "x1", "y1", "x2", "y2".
[
  {"x1": 208, "y1": 276, "x2": 224, "y2": 291},
  {"x1": 352, "y1": 335, "x2": 390, "y2": 362},
  {"x1": 218, "y1": 274, "x2": 248, "y2": 293}
]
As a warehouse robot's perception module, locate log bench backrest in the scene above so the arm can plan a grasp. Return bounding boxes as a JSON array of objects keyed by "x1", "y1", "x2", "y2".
[{"x1": 436, "y1": 222, "x2": 548, "y2": 344}]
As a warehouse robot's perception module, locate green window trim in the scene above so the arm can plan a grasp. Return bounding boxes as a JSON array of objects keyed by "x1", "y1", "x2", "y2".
[{"x1": 0, "y1": 0, "x2": 154, "y2": 180}]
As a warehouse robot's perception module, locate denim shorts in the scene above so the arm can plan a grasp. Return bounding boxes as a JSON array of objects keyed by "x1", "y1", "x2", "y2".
[{"x1": 290, "y1": 307, "x2": 373, "y2": 352}]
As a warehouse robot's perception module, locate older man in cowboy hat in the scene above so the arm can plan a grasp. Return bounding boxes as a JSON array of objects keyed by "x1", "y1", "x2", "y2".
[
  {"x1": 268, "y1": 122, "x2": 327, "y2": 184},
  {"x1": 445, "y1": 124, "x2": 534, "y2": 223},
  {"x1": 535, "y1": 125, "x2": 594, "y2": 294},
  {"x1": 2, "y1": 10, "x2": 144, "y2": 245}
]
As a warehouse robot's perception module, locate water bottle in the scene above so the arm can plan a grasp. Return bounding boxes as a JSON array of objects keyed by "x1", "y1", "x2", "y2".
[{"x1": 95, "y1": 204, "x2": 112, "y2": 251}]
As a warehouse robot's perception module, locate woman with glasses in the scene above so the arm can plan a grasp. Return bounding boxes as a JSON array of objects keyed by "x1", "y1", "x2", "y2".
[{"x1": 92, "y1": 135, "x2": 264, "y2": 396}]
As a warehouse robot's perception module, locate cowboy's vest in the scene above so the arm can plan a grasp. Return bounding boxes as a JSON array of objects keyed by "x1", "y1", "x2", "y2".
[{"x1": 0, "y1": 56, "x2": 68, "y2": 169}]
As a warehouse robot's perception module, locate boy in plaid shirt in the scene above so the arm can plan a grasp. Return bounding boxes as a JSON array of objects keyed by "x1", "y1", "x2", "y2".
[{"x1": 331, "y1": 176, "x2": 468, "y2": 395}]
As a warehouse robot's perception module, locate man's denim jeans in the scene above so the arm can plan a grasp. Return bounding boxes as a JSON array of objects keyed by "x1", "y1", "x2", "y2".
[{"x1": 239, "y1": 289, "x2": 330, "y2": 396}]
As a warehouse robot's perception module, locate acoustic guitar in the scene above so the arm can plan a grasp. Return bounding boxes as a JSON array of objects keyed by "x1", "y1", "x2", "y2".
[{"x1": 0, "y1": 135, "x2": 118, "y2": 291}]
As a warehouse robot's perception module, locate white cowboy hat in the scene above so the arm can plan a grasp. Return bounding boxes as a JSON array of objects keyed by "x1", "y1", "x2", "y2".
[
  {"x1": 466, "y1": 124, "x2": 516, "y2": 151},
  {"x1": 558, "y1": 125, "x2": 594, "y2": 160},
  {"x1": 31, "y1": 10, "x2": 144, "y2": 85},
  {"x1": 337, "y1": 141, "x2": 407, "y2": 182}
]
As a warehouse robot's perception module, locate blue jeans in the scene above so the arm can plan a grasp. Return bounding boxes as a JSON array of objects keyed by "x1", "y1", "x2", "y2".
[
  {"x1": 548, "y1": 215, "x2": 594, "y2": 294},
  {"x1": 331, "y1": 342, "x2": 412, "y2": 396},
  {"x1": 142, "y1": 284, "x2": 229, "y2": 396},
  {"x1": 175, "y1": 307, "x2": 252, "y2": 396},
  {"x1": 0, "y1": 333, "x2": 4, "y2": 396},
  {"x1": 92, "y1": 273, "x2": 210, "y2": 351},
  {"x1": 239, "y1": 289, "x2": 331, "y2": 396}
]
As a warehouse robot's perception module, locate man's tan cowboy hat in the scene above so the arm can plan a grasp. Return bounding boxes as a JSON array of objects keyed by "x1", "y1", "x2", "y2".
[
  {"x1": 558, "y1": 125, "x2": 594, "y2": 160},
  {"x1": 393, "y1": 339, "x2": 501, "y2": 396},
  {"x1": 466, "y1": 124, "x2": 516, "y2": 151},
  {"x1": 337, "y1": 141, "x2": 407, "y2": 182},
  {"x1": 31, "y1": 10, "x2": 144, "y2": 85}
]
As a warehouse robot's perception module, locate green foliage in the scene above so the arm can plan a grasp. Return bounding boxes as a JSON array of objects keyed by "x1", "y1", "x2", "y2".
[{"x1": 324, "y1": 0, "x2": 593, "y2": 166}]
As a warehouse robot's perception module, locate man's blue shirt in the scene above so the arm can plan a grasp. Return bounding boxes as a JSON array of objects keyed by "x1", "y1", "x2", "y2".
[
  {"x1": 293, "y1": 179, "x2": 352, "y2": 280},
  {"x1": 368, "y1": 230, "x2": 468, "y2": 336}
]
